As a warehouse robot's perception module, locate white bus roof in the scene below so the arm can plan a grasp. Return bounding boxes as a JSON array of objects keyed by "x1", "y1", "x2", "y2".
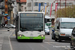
[
  {"x1": 45, "y1": 15, "x2": 55, "y2": 19},
  {"x1": 18, "y1": 12, "x2": 45, "y2": 14},
  {"x1": 57, "y1": 18, "x2": 75, "y2": 22}
]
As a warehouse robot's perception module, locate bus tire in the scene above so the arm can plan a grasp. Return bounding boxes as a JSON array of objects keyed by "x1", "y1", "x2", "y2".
[
  {"x1": 16, "y1": 36, "x2": 17, "y2": 39},
  {"x1": 16, "y1": 34, "x2": 20, "y2": 42},
  {"x1": 40, "y1": 40, "x2": 43, "y2": 42},
  {"x1": 16, "y1": 33, "x2": 17, "y2": 39},
  {"x1": 17, "y1": 38, "x2": 21, "y2": 42}
]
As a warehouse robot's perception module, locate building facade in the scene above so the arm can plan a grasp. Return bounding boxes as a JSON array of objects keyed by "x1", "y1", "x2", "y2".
[
  {"x1": 15, "y1": 0, "x2": 75, "y2": 17},
  {"x1": 16, "y1": 0, "x2": 26, "y2": 12},
  {"x1": 26, "y1": 0, "x2": 55, "y2": 11}
]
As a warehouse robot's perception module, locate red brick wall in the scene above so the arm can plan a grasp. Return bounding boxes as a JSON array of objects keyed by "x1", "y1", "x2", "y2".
[
  {"x1": 16, "y1": 0, "x2": 20, "y2": 2},
  {"x1": 16, "y1": 0, "x2": 26, "y2": 3},
  {"x1": 20, "y1": 0, "x2": 26, "y2": 2}
]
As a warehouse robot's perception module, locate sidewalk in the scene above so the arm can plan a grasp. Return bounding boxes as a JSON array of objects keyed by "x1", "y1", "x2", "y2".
[
  {"x1": 0, "y1": 35, "x2": 4, "y2": 50},
  {"x1": 0, "y1": 28, "x2": 14, "y2": 50},
  {"x1": 0, "y1": 28, "x2": 5, "y2": 50}
]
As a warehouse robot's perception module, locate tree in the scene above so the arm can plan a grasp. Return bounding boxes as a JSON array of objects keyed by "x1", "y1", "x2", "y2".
[{"x1": 55, "y1": 5, "x2": 75, "y2": 18}]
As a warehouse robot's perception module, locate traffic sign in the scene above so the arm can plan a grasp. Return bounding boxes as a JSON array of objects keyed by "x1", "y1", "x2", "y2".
[{"x1": 7, "y1": 16, "x2": 10, "y2": 20}]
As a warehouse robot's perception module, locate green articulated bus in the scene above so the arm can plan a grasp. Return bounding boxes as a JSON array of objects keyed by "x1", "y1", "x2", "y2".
[{"x1": 15, "y1": 12, "x2": 45, "y2": 42}]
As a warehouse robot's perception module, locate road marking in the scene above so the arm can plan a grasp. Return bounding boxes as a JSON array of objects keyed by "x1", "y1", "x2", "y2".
[
  {"x1": 45, "y1": 42, "x2": 70, "y2": 50},
  {"x1": 13, "y1": 34, "x2": 15, "y2": 36},
  {"x1": 41, "y1": 44, "x2": 50, "y2": 50},
  {"x1": 27, "y1": 44, "x2": 35, "y2": 50},
  {"x1": 44, "y1": 42, "x2": 56, "y2": 43},
  {"x1": 8, "y1": 31, "x2": 14, "y2": 50}
]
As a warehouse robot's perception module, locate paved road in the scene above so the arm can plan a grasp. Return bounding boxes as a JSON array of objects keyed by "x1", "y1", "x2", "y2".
[
  {"x1": 0, "y1": 28, "x2": 71, "y2": 50},
  {"x1": 10, "y1": 30, "x2": 70, "y2": 50}
]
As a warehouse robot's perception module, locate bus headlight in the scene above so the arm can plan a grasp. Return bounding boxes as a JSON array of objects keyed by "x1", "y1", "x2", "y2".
[
  {"x1": 39, "y1": 35, "x2": 45, "y2": 37},
  {"x1": 18, "y1": 34, "x2": 23, "y2": 37}
]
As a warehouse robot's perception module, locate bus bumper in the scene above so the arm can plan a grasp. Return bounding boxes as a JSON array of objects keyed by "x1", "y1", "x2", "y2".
[{"x1": 17, "y1": 35, "x2": 45, "y2": 39}]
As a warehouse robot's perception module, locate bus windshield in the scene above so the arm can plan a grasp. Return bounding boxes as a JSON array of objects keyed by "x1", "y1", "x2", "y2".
[
  {"x1": 60, "y1": 22, "x2": 75, "y2": 29},
  {"x1": 20, "y1": 13, "x2": 43, "y2": 31}
]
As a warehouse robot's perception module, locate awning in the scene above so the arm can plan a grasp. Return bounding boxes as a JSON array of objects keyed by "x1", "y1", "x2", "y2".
[{"x1": 0, "y1": 14, "x2": 4, "y2": 18}]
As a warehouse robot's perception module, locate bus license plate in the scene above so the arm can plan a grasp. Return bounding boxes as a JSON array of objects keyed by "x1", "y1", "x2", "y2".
[{"x1": 30, "y1": 37, "x2": 33, "y2": 39}]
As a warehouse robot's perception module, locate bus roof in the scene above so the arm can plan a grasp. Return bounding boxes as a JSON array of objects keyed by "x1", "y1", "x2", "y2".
[
  {"x1": 18, "y1": 12, "x2": 45, "y2": 14},
  {"x1": 45, "y1": 15, "x2": 55, "y2": 19}
]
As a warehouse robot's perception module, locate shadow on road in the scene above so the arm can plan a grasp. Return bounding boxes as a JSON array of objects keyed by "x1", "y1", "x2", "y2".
[
  {"x1": 55, "y1": 40, "x2": 70, "y2": 43},
  {"x1": 10, "y1": 37, "x2": 43, "y2": 43}
]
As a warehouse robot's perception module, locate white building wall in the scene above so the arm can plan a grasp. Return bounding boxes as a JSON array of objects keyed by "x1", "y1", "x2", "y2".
[
  {"x1": 21, "y1": 4, "x2": 26, "y2": 11},
  {"x1": 26, "y1": 0, "x2": 55, "y2": 11},
  {"x1": 16, "y1": 4, "x2": 19, "y2": 12}
]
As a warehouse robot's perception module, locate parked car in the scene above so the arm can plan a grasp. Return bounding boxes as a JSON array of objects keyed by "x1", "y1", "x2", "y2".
[
  {"x1": 45, "y1": 25, "x2": 50, "y2": 35},
  {"x1": 51, "y1": 29, "x2": 55, "y2": 40},
  {"x1": 70, "y1": 27, "x2": 75, "y2": 50},
  {"x1": 5, "y1": 24, "x2": 15, "y2": 28},
  {"x1": 54, "y1": 18, "x2": 75, "y2": 42}
]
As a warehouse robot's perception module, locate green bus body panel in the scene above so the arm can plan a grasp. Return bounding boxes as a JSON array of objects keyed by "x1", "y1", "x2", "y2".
[
  {"x1": 46, "y1": 23, "x2": 51, "y2": 26},
  {"x1": 46, "y1": 23, "x2": 51, "y2": 29},
  {"x1": 17, "y1": 36, "x2": 45, "y2": 39}
]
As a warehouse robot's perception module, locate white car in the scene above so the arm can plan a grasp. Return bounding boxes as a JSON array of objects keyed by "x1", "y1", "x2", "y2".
[
  {"x1": 45, "y1": 25, "x2": 50, "y2": 35},
  {"x1": 5, "y1": 24, "x2": 15, "y2": 28}
]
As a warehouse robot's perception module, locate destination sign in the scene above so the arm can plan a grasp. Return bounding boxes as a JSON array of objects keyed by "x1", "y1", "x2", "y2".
[{"x1": 20, "y1": 13, "x2": 43, "y2": 17}]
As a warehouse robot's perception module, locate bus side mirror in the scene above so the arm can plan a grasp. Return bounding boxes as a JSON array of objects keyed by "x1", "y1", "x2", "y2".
[{"x1": 57, "y1": 26, "x2": 59, "y2": 29}]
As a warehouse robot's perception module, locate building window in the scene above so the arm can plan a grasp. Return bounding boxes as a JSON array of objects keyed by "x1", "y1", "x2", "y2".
[
  {"x1": 57, "y1": 2, "x2": 73, "y2": 6},
  {"x1": 35, "y1": 2, "x2": 38, "y2": 6},
  {"x1": 68, "y1": 3, "x2": 72, "y2": 6},
  {"x1": 41, "y1": 2, "x2": 43, "y2": 6},
  {"x1": 58, "y1": 2, "x2": 61, "y2": 6},
  {"x1": 25, "y1": 7, "x2": 26, "y2": 9},
  {"x1": 28, "y1": 3, "x2": 31, "y2": 7},
  {"x1": 51, "y1": 10, "x2": 55, "y2": 15}
]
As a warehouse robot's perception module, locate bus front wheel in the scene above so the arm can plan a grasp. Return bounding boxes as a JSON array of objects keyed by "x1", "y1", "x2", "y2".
[
  {"x1": 16, "y1": 34, "x2": 20, "y2": 42},
  {"x1": 39, "y1": 40, "x2": 43, "y2": 42},
  {"x1": 16, "y1": 38, "x2": 21, "y2": 42}
]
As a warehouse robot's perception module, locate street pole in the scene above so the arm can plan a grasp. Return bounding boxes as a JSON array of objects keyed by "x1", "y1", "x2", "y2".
[{"x1": 31, "y1": 0, "x2": 33, "y2": 11}]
